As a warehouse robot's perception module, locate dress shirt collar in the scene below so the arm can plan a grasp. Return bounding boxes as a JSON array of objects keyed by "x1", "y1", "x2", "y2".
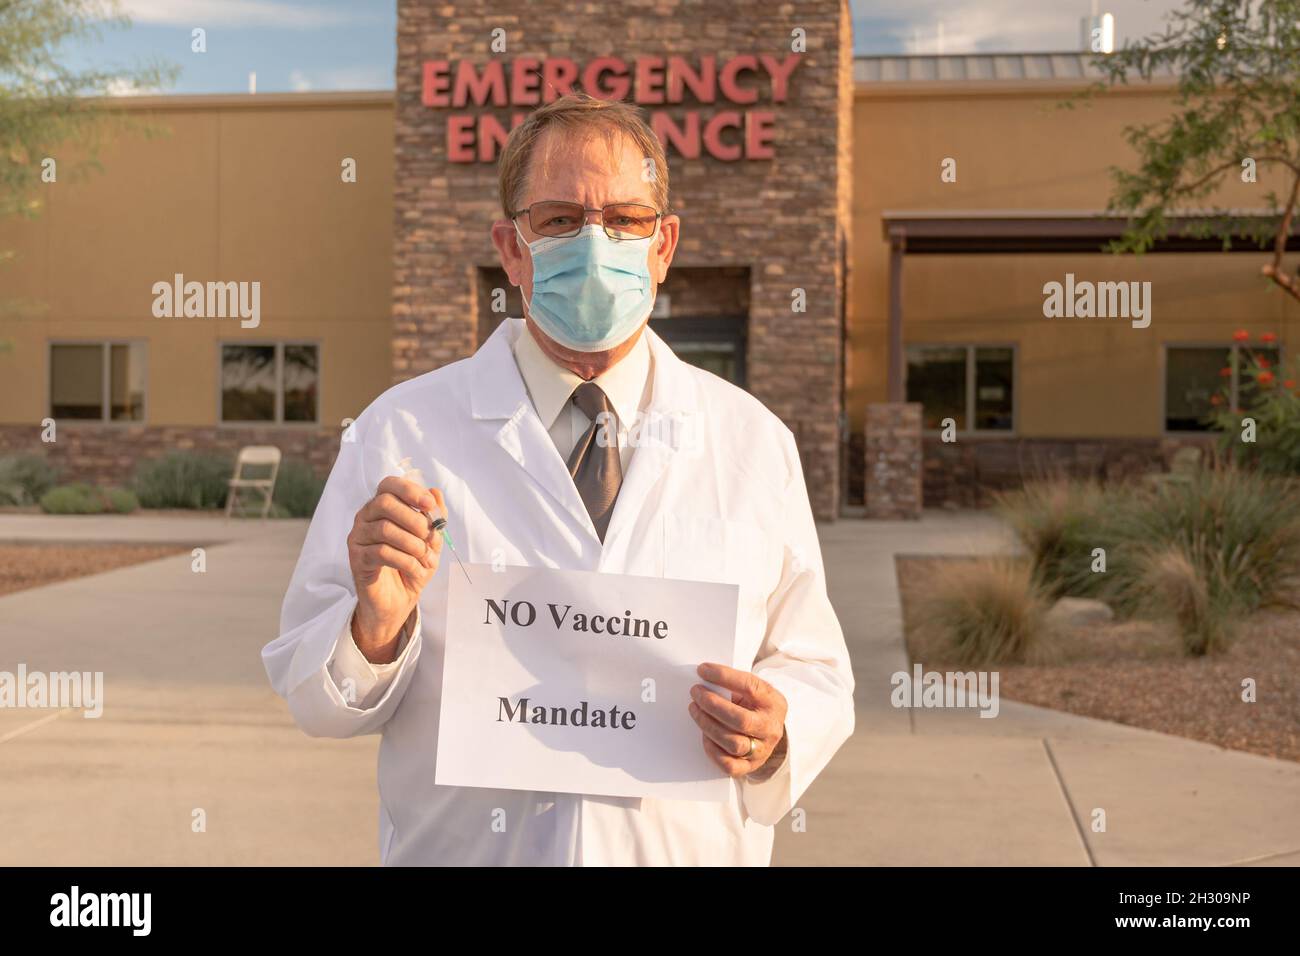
[{"x1": 511, "y1": 320, "x2": 652, "y2": 429}]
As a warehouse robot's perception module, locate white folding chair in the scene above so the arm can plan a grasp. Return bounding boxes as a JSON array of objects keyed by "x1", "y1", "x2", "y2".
[{"x1": 225, "y1": 445, "x2": 282, "y2": 519}]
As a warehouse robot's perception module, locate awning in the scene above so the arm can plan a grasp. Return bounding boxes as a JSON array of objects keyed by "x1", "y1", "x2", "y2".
[{"x1": 879, "y1": 210, "x2": 1300, "y2": 400}]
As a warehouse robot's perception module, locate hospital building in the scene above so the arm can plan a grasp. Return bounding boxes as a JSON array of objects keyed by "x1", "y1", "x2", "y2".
[{"x1": 1, "y1": 0, "x2": 1294, "y2": 520}]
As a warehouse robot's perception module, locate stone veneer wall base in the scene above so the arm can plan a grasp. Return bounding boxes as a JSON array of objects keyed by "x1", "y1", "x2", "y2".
[{"x1": 0, "y1": 424, "x2": 343, "y2": 488}]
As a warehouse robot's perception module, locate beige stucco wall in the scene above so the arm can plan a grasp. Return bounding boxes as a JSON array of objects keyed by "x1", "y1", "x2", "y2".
[
  {"x1": 5, "y1": 81, "x2": 1298, "y2": 444},
  {"x1": 850, "y1": 81, "x2": 1300, "y2": 437},
  {"x1": 0, "y1": 93, "x2": 395, "y2": 428}
]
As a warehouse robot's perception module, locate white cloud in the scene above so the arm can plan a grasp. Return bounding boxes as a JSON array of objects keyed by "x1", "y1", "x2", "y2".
[
  {"x1": 898, "y1": 6, "x2": 1069, "y2": 54},
  {"x1": 120, "y1": 0, "x2": 366, "y2": 29},
  {"x1": 103, "y1": 75, "x2": 161, "y2": 96},
  {"x1": 288, "y1": 69, "x2": 312, "y2": 92}
]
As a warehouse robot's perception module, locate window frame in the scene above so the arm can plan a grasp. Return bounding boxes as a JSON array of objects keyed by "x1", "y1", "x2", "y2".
[
  {"x1": 1161, "y1": 341, "x2": 1286, "y2": 436},
  {"x1": 46, "y1": 339, "x2": 149, "y2": 425},
  {"x1": 903, "y1": 342, "x2": 1019, "y2": 437},
  {"x1": 647, "y1": 315, "x2": 747, "y2": 388},
  {"x1": 217, "y1": 339, "x2": 321, "y2": 427}
]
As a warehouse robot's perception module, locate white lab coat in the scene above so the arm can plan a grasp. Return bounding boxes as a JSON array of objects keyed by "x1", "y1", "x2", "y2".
[{"x1": 263, "y1": 319, "x2": 854, "y2": 866}]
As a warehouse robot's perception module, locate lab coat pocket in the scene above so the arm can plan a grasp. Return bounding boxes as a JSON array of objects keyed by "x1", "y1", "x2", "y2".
[{"x1": 662, "y1": 514, "x2": 776, "y2": 662}]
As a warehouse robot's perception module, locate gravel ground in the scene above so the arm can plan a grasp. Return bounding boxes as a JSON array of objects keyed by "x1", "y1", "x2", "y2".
[
  {"x1": 897, "y1": 556, "x2": 1300, "y2": 763},
  {"x1": 0, "y1": 542, "x2": 190, "y2": 597}
]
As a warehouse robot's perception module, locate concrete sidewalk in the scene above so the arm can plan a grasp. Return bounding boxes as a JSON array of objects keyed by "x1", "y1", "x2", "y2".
[
  {"x1": 1, "y1": 511, "x2": 1297, "y2": 866},
  {"x1": 0, "y1": 513, "x2": 373, "y2": 866}
]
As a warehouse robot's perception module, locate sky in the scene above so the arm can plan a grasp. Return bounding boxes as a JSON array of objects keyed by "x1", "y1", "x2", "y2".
[
  {"x1": 852, "y1": 0, "x2": 1181, "y2": 54},
  {"x1": 64, "y1": 0, "x2": 1186, "y2": 96}
]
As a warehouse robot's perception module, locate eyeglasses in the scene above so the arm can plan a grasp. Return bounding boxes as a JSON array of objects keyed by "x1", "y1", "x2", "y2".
[{"x1": 510, "y1": 200, "x2": 664, "y2": 240}]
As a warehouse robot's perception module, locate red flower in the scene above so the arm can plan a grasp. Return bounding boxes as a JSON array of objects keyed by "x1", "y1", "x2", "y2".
[
  {"x1": 1210, "y1": 394, "x2": 1224, "y2": 406},
  {"x1": 1259, "y1": 371, "x2": 1275, "y2": 386},
  {"x1": 1258, "y1": 357, "x2": 1271, "y2": 369},
  {"x1": 1261, "y1": 331, "x2": 1277, "y2": 344},
  {"x1": 1286, "y1": 379, "x2": 1297, "y2": 389},
  {"x1": 1233, "y1": 329, "x2": 1250, "y2": 342},
  {"x1": 1219, "y1": 366, "x2": 1233, "y2": 377}
]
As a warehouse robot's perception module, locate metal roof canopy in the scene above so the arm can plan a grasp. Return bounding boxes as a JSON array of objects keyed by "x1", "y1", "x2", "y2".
[
  {"x1": 879, "y1": 210, "x2": 1299, "y2": 401},
  {"x1": 855, "y1": 52, "x2": 1122, "y2": 84},
  {"x1": 852, "y1": 52, "x2": 1180, "y2": 95},
  {"x1": 881, "y1": 210, "x2": 1300, "y2": 255}
]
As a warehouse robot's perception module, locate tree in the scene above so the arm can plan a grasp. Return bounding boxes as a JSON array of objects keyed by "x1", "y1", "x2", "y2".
[
  {"x1": 1083, "y1": 0, "x2": 1300, "y2": 302},
  {"x1": 0, "y1": 0, "x2": 173, "y2": 338}
]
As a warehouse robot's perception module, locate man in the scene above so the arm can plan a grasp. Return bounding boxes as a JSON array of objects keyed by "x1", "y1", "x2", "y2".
[{"x1": 263, "y1": 92, "x2": 853, "y2": 866}]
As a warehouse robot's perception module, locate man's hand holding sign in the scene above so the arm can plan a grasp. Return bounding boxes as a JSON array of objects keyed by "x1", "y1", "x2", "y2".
[{"x1": 691, "y1": 663, "x2": 788, "y2": 780}]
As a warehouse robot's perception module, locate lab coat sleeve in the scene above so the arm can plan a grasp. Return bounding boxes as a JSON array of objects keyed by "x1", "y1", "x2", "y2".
[
  {"x1": 262, "y1": 433, "x2": 424, "y2": 738},
  {"x1": 740, "y1": 430, "x2": 855, "y2": 826},
  {"x1": 327, "y1": 606, "x2": 419, "y2": 710}
]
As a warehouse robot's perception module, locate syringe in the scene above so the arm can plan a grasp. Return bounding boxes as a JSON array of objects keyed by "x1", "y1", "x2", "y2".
[
  {"x1": 398, "y1": 457, "x2": 472, "y2": 585},
  {"x1": 429, "y1": 514, "x2": 472, "y2": 585}
]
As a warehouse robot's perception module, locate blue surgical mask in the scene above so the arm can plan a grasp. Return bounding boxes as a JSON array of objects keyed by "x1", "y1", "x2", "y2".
[{"x1": 516, "y1": 222, "x2": 656, "y2": 352}]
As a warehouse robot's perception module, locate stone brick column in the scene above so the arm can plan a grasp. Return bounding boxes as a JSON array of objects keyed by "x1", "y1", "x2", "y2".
[{"x1": 865, "y1": 402, "x2": 921, "y2": 519}]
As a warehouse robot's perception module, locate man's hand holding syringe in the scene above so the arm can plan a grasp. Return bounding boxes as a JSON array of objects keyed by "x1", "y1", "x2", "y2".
[{"x1": 345, "y1": 467, "x2": 447, "y2": 666}]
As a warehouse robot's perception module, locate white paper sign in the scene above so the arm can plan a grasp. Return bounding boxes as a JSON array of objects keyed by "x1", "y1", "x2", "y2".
[{"x1": 435, "y1": 563, "x2": 739, "y2": 802}]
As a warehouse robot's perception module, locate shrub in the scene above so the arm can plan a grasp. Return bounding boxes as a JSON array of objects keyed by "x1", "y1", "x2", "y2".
[
  {"x1": 989, "y1": 464, "x2": 1300, "y2": 655},
  {"x1": 909, "y1": 558, "x2": 1050, "y2": 667},
  {"x1": 1107, "y1": 466, "x2": 1300, "y2": 621},
  {"x1": 39, "y1": 483, "x2": 99, "y2": 514},
  {"x1": 133, "y1": 452, "x2": 232, "y2": 509},
  {"x1": 38, "y1": 483, "x2": 137, "y2": 515},
  {"x1": 1207, "y1": 336, "x2": 1300, "y2": 474},
  {"x1": 271, "y1": 459, "x2": 326, "y2": 518},
  {"x1": 0, "y1": 454, "x2": 59, "y2": 506},
  {"x1": 1137, "y1": 544, "x2": 1237, "y2": 656},
  {"x1": 994, "y1": 479, "x2": 1117, "y2": 599},
  {"x1": 104, "y1": 487, "x2": 140, "y2": 514}
]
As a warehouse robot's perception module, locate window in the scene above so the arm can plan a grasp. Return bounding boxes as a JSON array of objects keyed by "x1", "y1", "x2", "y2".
[
  {"x1": 283, "y1": 344, "x2": 319, "y2": 422},
  {"x1": 49, "y1": 342, "x2": 145, "y2": 422},
  {"x1": 905, "y1": 345, "x2": 1015, "y2": 432},
  {"x1": 669, "y1": 341, "x2": 738, "y2": 383},
  {"x1": 1165, "y1": 343, "x2": 1282, "y2": 432},
  {"x1": 649, "y1": 316, "x2": 747, "y2": 387},
  {"x1": 221, "y1": 343, "x2": 318, "y2": 424}
]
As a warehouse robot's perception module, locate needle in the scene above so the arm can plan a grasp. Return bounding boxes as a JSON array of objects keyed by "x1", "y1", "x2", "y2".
[
  {"x1": 397, "y1": 457, "x2": 471, "y2": 585},
  {"x1": 430, "y1": 515, "x2": 472, "y2": 585}
]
